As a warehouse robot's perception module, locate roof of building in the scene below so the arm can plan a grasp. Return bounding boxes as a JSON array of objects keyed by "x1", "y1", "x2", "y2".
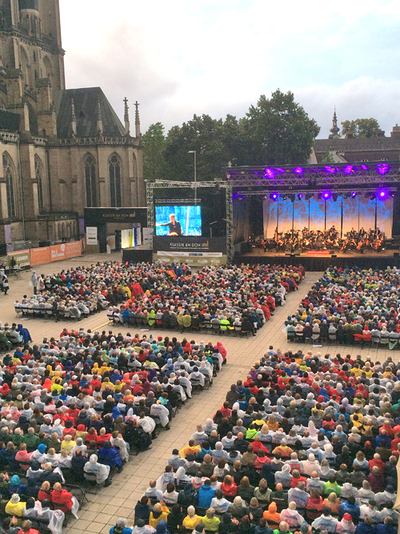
[
  {"x1": 55, "y1": 87, "x2": 126, "y2": 139},
  {"x1": 0, "y1": 109, "x2": 20, "y2": 132},
  {"x1": 314, "y1": 136, "x2": 400, "y2": 153}
]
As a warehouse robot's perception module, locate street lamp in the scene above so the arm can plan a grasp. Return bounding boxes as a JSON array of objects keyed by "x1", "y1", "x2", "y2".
[{"x1": 188, "y1": 150, "x2": 197, "y2": 204}]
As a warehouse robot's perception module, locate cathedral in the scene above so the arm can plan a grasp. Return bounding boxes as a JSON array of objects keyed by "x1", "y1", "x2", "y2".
[{"x1": 0, "y1": 0, "x2": 144, "y2": 253}]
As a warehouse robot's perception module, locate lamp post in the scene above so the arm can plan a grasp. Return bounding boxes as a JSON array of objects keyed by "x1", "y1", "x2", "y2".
[{"x1": 188, "y1": 150, "x2": 197, "y2": 204}]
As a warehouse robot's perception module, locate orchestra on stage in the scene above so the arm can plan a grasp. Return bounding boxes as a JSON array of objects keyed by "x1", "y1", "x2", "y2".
[{"x1": 258, "y1": 226, "x2": 386, "y2": 253}]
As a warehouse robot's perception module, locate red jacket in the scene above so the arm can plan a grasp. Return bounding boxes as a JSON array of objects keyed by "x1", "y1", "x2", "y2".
[
  {"x1": 221, "y1": 482, "x2": 238, "y2": 497},
  {"x1": 51, "y1": 488, "x2": 73, "y2": 511}
]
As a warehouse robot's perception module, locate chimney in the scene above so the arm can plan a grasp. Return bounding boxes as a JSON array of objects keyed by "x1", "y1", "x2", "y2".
[
  {"x1": 377, "y1": 130, "x2": 385, "y2": 137},
  {"x1": 391, "y1": 125, "x2": 400, "y2": 137},
  {"x1": 346, "y1": 131, "x2": 354, "y2": 139}
]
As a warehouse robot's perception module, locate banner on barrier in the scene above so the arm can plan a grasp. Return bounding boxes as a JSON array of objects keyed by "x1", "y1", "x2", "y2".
[
  {"x1": 7, "y1": 249, "x2": 31, "y2": 268},
  {"x1": 31, "y1": 247, "x2": 51, "y2": 266},
  {"x1": 31, "y1": 241, "x2": 82, "y2": 266}
]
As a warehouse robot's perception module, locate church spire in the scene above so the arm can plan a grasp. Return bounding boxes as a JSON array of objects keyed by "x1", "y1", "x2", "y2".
[
  {"x1": 329, "y1": 107, "x2": 340, "y2": 139},
  {"x1": 71, "y1": 98, "x2": 77, "y2": 136},
  {"x1": 134, "y1": 100, "x2": 140, "y2": 138},
  {"x1": 123, "y1": 97, "x2": 130, "y2": 135},
  {"x1": 96, "y1": 97, "x2": 103, "y2": 135}
]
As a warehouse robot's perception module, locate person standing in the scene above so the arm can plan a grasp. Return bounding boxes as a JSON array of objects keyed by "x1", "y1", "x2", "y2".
[{"x1": 30, "y1": 271, "x2": 38, "y2": 295}]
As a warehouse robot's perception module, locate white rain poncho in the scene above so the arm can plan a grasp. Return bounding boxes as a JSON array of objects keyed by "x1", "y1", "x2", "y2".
[{"x1": 84, "y1": 454, "x2": 110, "y2": 484}]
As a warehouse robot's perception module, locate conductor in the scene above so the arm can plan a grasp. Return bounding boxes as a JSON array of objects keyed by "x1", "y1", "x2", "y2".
[{"x1": 156, "y1": 213, "x2": 182, "y2": 236}]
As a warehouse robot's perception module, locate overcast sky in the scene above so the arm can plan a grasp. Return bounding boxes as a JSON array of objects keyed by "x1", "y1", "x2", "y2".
[{"x1": 60, "y1": 0, "x2": 400, "y2": 139}]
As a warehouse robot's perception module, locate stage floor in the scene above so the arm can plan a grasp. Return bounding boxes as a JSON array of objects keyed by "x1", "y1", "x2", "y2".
[{"x1": 235, "y1": 249, "x2": 400, "y2": 270}]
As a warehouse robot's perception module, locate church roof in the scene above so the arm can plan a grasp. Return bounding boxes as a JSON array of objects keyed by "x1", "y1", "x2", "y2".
[
  {"x1": 0, "y1": 109, "x2": 20, "y2": 132},
  {"x1": 314, "y1": 136, "x2": 400, "y2": 153},
  {"x1": 55, "y1": 87, "x2": 125, "y2": 138}
]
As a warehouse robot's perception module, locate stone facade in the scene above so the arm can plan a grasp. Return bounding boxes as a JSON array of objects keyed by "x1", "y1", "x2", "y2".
[{"x1": 0, "y1": 0, "x2": 144, "y2": 252}]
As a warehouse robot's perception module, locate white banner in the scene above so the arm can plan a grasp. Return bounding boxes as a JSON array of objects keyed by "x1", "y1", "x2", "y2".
[{"x1": 86, "y1": 227, "x2": 98, "y2": 245}]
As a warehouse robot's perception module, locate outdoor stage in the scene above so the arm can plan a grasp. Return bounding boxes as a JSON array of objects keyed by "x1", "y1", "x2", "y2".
[{"x1": 235, "y1": 249, "x2": 400, "y2": 270}]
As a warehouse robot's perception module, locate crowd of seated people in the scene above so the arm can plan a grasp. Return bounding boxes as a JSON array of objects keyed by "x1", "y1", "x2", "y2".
[
  {"x1": 260, "y1": 227, "x2": 386, "y2": 254},
  {"x1": 285, "y1": 266, "x2": 400, "y2": 350},
  {"x1": 14, "y1": 263, "x2": 304, "y2": 327},
  {"x1": 128, "y1": 348, "x2": 400, "y2": 534},
  {"x1": 0, "y1": 330, "x2": 226, "y2": 534}
]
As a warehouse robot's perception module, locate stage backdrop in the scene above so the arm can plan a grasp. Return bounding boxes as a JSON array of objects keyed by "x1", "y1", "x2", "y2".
[{"x1": 263, "y1": 196, "x2": 393, "y2": 239}]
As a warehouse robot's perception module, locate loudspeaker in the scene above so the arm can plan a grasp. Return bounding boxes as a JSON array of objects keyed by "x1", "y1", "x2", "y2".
[
  {"x1": 394, "y1": 252, "x2": 399, "y2": 258},
  {"x1": 331, "y1": 254, "x2": 337, "y2": 258}
]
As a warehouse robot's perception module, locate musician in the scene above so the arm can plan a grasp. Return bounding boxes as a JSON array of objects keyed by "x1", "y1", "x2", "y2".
[{"x1": 156, "y1": 213, "x2": 183, "y2": 236}]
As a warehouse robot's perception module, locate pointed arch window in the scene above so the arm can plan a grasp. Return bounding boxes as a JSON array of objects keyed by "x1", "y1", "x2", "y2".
[
  {"x1": 3, "y1": 154, "x2": 15, "y2": 219},
  {"x1": 109, "y1": 154, "x2": 122, "y2": 207},
  {"x1": 35, "y1": 155, "x2": 44, "y2": 211},
  {"x1": 85, "y1": 155, "x2": 97, "y2": 207}
]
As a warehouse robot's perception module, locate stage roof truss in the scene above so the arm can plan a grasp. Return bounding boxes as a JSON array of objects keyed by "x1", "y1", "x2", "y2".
[
  {"x1": 240, "y1": 187, "x2": 396, "y2": 197},
  {"x1": 223, "y1": 161, "x2": 400, "y2": 190}
]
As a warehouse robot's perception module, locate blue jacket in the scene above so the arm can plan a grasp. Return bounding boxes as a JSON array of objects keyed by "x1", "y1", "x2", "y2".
[
  {"x1": 355, "y1": 523, "x2": 376, "y2": 534},
  {"x1": 339, "y1": 501, "x2": 360, "y2": 521},
  {"x1": 99, "y1": 445, "x2": 123, "y2": 469},
  {"x1": 198, "y1": 484, "x2": 215, "y2": 509}
]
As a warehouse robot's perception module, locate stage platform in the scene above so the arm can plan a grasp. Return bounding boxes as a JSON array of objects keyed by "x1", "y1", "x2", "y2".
[{"x1": 234, "y1": 250, "x2": 400, "y2": 270}]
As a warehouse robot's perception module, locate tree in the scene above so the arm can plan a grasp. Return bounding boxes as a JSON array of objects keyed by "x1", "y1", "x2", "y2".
[
  {"x1": 241, "y1": 89, "x2": 320, "y2": 165},
  {"x1": 142, "y1": 122, "x2": 166, "y2": 182},
  {"x1": 164, "y1": 114, "x2": 232, "y2": 181},
  {"x1": 340, "y1": 118, "x2": 380, "y2": 138},
  {"x1": 321, "y1": 150, "x2": 336, "y2": 164}
]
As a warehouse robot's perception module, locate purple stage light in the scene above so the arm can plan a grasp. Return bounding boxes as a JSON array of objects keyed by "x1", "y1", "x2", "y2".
[
  {"x1": 361, "y1": 164, "x2": 369, "y2": 171},
  {"x1": 264, "y1": 168, "x2": 275, "y2": 179},
  {"x1": 298, "y1": 193, "x2": 303, "y2": 200},
  {"x1": 351, "y1": 192, "x2": 357, "y2": 198},
  {"x1": 270, "y1": 193, "x2": 279, "y2": 201},
  {"x1": 276, "y1": 168, "x2": 286, "y2": 174},
  {"x1": 377, "y1": 163, "x2": 390, "y2": 175},
  {"x1": 293, "y1": 167, "x2": 304, "y2": 174},
  {"x1": 343, "y1": 166, "x2": 354, "y2": 175},
  {"x1": 322, "y1": 191, "x2": 331, "y2": 200},
  {"x1": 377, "y1": 189, "x2": 388, "y2": 200},
  {"x1": 324, "y1": 166, "x2": 336, "y2": 174}
]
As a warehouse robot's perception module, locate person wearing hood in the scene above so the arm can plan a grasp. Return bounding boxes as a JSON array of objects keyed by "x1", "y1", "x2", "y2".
[
  {"x1": 99, "y1": 440, "x2": 123, "y2": 470},
  {"x1": 5, "y1": 492, "x2": 25, "y2": 517},
  {"x1": 263, "y1": 502, "x2": 280, "y2": 525},
  {"x1": 280, "y1": 502, "x2": 303, "y2": 528},
  {"x1": 8, "y1": 474, "x2": 26, "y2": 495},
  {"x1": 84, "y1": 454, "x2": 111, "y2": 485},
  {"x1": 275, "y1": 463, "x2": 292, "y2": 488},
  {"x1": 155, "y1": 520, "x2": 170, "y2": 534},
  {"x1": 337, "y1": 513, "x2": 356, "y2": 534}
]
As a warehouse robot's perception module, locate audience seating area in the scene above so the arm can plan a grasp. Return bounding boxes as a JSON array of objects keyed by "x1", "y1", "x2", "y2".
[
  {"x1": 14, "y1": 263, "x2": 305, "y2": 331},
  {"x1": 130, "y1": 349, "x2": 400, "y2": 534},
  {"x1": 285, "y1": 266, "x2": 400, "y2": 349},
  {"x1": 0, "y1": 330, "x2": 226, "y2": 534}
]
